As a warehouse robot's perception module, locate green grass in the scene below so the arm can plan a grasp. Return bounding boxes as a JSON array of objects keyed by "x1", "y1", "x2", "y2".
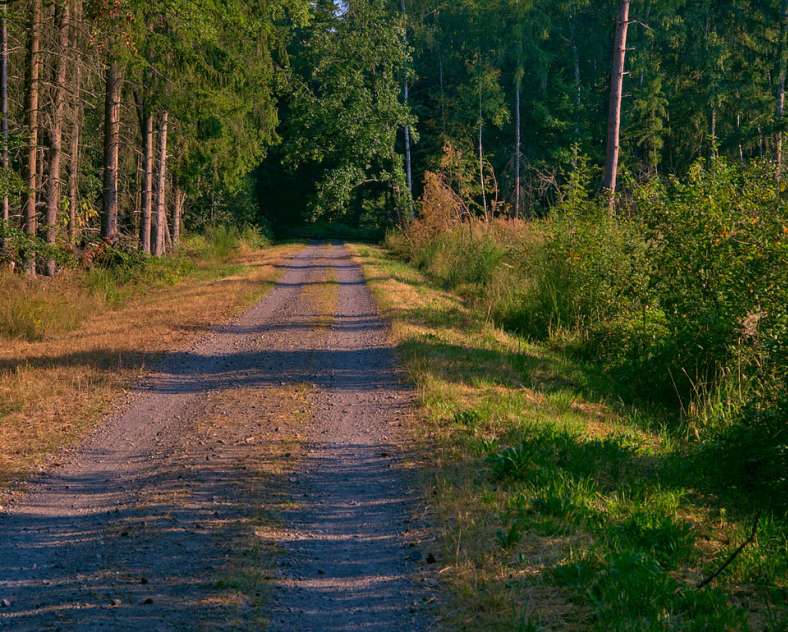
[{"x1": 351, "y1": 244, "x2": 787, "y2": 631}]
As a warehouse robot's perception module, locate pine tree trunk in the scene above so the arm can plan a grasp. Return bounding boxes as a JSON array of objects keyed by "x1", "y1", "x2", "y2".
[
  {"x1": 776, "y1": 0, "x2": 787, "y2": 182},
  {"x1": 400, "y1": 0, "x2": 413, "y2": 217},
  {"x1": 479, "y1": 82, "x2": 488, "y2": 220},
  {"x1": 514, "y1": 70, "x2": 522, "y2": 218},
  {"x1": 101, "y1": 61, "x2": 122, "y2": 242},
  {"x1": 25, "y1": 0, "x2": 42, "y2": 275},
  {"x1": 133, "y1": 155, "x2": 141, "y2": 234},
  {"x1": 68, "y1": 0, "x2": 82, "y2": 245},
  {"x1": 153, "y1": 111, "x2": 168, "y2": 257},
  {"x1": 46, "y1": 2, "x2": 71, "y2": 276},
  {"x1": 403, "y1": 76, "x2": 413, "y2": 195},
  {"x1": 439, "y1": 52, "x2": 446, "y2": 134},
  {"x1": 602, "y1": 0, "x2": 630, "y2": 213},
  {"x1": 1, "y1": 3, "x2": 9, "y2": 235},
  {"x1": 140, "y1": 108, "x2": 154, "y2": 254},
  {"x1": 572, "y1": 12, "x2": 581, "y2": 141},
  {"x1": 173, "y1": 187, "x2": 185, "y2": 247}
]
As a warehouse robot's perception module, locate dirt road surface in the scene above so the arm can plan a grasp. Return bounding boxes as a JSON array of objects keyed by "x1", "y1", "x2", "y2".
[{"x1": 0, "y1": 243, "x2": 434, "y2": 631}]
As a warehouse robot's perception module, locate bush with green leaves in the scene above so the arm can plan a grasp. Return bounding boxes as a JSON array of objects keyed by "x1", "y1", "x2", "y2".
[{"x1": 635, "y1": 159, "x2": 786, "y2": 405}]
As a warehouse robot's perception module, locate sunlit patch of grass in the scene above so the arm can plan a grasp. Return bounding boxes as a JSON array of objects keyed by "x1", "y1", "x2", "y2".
[{"x1": 349, "y1": 243, "x2": 787, "y2": 631}]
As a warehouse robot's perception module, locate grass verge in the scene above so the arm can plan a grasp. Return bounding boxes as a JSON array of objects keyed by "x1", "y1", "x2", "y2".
[
  {"x1": 0, "y1": 242, "x2": 301, "y2": 497},
  {"x1": 350, "y1": 244, "x2": 786, "y2": 631}
]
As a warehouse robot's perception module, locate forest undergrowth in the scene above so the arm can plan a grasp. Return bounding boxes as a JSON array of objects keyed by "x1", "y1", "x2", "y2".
[{"x1": 355, "y1": 157, "x2": 786, "y2": 630}]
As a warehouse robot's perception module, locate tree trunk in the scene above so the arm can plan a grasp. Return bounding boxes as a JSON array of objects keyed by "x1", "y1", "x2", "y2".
[
  {"x1": 1, "y1": 3, "x2": 9, "y2": 236},
  {"x1": 25, "y1": 0, "x2": 42, "y2": 275},
  {"x1": 403, "y1": 76, "x2": 413, "y2": 195},
  {"x1": 439, "y1": 51, "x2": 446, "y2": 134},
  {"x1": 602, "y1": 0, "x2": 630, "y2": 213},
  {"x1": 139, "y1": 104, "x2": 154, "y2": 254},
  {"x1": 133, "y1": 155, "x2": 141, "y2": 234},
  {"x1": 46, "y1": 1, "x2": 71, "y2": 276},
  {"x1": 153, "y1": 111, "x2": 168, "y2": 257},
  {"x1": 478, "y1": 81, "x2": 488, "y2": 220},
  {"x1": 514, "y1": 69, "x2": 522, "y2": 218},
  {"x1": 571, "y1": 11, "x2": 581, "y2": 142},
  {"x1": 776, "y1": 0, "x2": 787, "y2": 182},
  {"x1": 102, "y1": 61, "x2": 122, "y2": 242},
  {"x1": 399, "y1": 0, "x2": 413, "y2": 217},
  {"x1": 173, "y1": 187, "x2": 185, "y2": 247},
  {"x1": 68, "y1": 0, "x2": 82, "y2": 245}
]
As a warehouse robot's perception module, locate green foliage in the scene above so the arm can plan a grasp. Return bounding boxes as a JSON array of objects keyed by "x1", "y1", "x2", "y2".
[
  {"x1": 0, "y1": 225, "x2": 77, "y2": 269},
  {"x1": 394, "y1": 155, "x2": 787, "y2": 512},
  {"x1": 270, "y1": 0, "x2": 412, "y2": 226}
]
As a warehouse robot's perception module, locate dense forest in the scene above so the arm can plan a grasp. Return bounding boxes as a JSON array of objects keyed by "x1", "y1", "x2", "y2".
[
  {"x1": 0, "y1": 1, "x2": 785, "y2": 235},
  {"x1": 0, "y1": 0, "x2": 785, "y2": 628}
]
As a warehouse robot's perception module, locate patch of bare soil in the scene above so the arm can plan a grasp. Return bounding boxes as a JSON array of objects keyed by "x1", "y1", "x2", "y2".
[{"x1": 0, "y1": 244, "x2": 436, "y2": 631}]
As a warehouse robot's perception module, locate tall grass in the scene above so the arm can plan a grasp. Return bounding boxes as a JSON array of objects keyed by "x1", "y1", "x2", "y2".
[{"x1": 0, "y1": 225, "x2": 269, "y2": 341}]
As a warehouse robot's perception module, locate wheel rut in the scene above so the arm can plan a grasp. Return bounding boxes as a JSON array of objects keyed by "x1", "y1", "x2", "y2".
[{"x1": 0, "y1": 243, "x2": 435, "y2": 631}]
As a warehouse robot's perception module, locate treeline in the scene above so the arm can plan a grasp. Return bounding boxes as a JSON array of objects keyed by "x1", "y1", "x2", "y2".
[
  {"x1": 0, "y1": 0, "x2": 306, "y2": 275},
  {"x1": 255, "y1": 0, "x2": 788, "y2": 229},
  {"x1": 399, "y1": 0, "x2": 788, "y2": 215}
]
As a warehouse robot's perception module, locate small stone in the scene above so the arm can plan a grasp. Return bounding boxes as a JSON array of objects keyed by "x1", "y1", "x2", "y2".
[
  {"x1": 142, "y1": 597, "x2": 154, "y2": 605},
  {"x1": 1, "y1": 598, "x2": 11, "y2": 608},
  {"x1": 110, "y1": 598, "x2": 122, "y2": 607},
  {"x1": 139, "y1": 577, "x2": 149, "y2": 585}
]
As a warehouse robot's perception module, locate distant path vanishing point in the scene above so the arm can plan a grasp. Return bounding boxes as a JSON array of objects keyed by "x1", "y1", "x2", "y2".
[{"x1": 0, "y1": 243, "x2": 435, "y2": 631}]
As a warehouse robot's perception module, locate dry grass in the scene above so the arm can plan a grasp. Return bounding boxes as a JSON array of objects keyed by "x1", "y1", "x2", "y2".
[{"x1": 0, "y1": 243, "x2": 301, "y2": 498}]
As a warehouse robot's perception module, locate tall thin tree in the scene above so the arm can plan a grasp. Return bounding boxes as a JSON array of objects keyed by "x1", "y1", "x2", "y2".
[
  {"x1": 25, "y1": 0, "x2": 42, "y2": 275},
  {"x1": 68, "y1": 0, "x2": 82, "y2": 245},
  {"x1": 1, "y1": 3, "x2": 9, "y2": 237},
  {"x1": 46, "y1": 1, "x2": 71, "y2": 275},
  {"x1": 776, "y1": 0, "x2": 787, "y2": 182},
  {"x1": 602, "y1": 0, "x2": 630, "y2": 213},
  {"x1": 153, "y1": 110, "x2": 168, "y2": 257},
  {"x1": 400, "y1": 0, "x2": 413, "y2": 214},
  {"x1": 101, "y1": 60, "x2": 122, "y2": 242},
  {"x1": 135, "y1": 77, "x2": 154, "y2": 254},
  {"x1": 514, "y1": 67, "x2": 522, "y2": 218},
  {"x1": 478, "y1": 68, "x2": 488, "y2": 219}
]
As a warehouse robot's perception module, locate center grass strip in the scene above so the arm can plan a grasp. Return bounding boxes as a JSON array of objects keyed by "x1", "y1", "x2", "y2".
[
  {"x1": 0, "y1": 243, "x2": 302, "y2": 496},
  {"x1": 349, "y1": 244, "x2": 786, "y2": 632}
]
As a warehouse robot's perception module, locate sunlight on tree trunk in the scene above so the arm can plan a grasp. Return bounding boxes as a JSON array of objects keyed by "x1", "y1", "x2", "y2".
[
  {"x1": 25, "y1": 0, "x2": 42, "y2": 275},
  {"x1": 602, "y1": 0, "x2": 630, "y2": 214},
  {"x1": 101, "y1": 61, "x2": 122, "y2": 243},
  {"x1": 153, "y1": 111, "x2": 168, "y2": 257},
  {"x1": 46, "y1": 2, "x2": 71, "y2": 276}
]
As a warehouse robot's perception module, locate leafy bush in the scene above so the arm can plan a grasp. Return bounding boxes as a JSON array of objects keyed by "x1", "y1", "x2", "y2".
[{"x1": 394, "y1": 155, "x2": 787, "y2": 508}]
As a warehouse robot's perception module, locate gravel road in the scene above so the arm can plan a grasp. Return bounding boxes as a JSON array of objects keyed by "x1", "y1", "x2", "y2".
[{"x1": 0, "y1": 243, "x2": 434, "y2": 631}]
